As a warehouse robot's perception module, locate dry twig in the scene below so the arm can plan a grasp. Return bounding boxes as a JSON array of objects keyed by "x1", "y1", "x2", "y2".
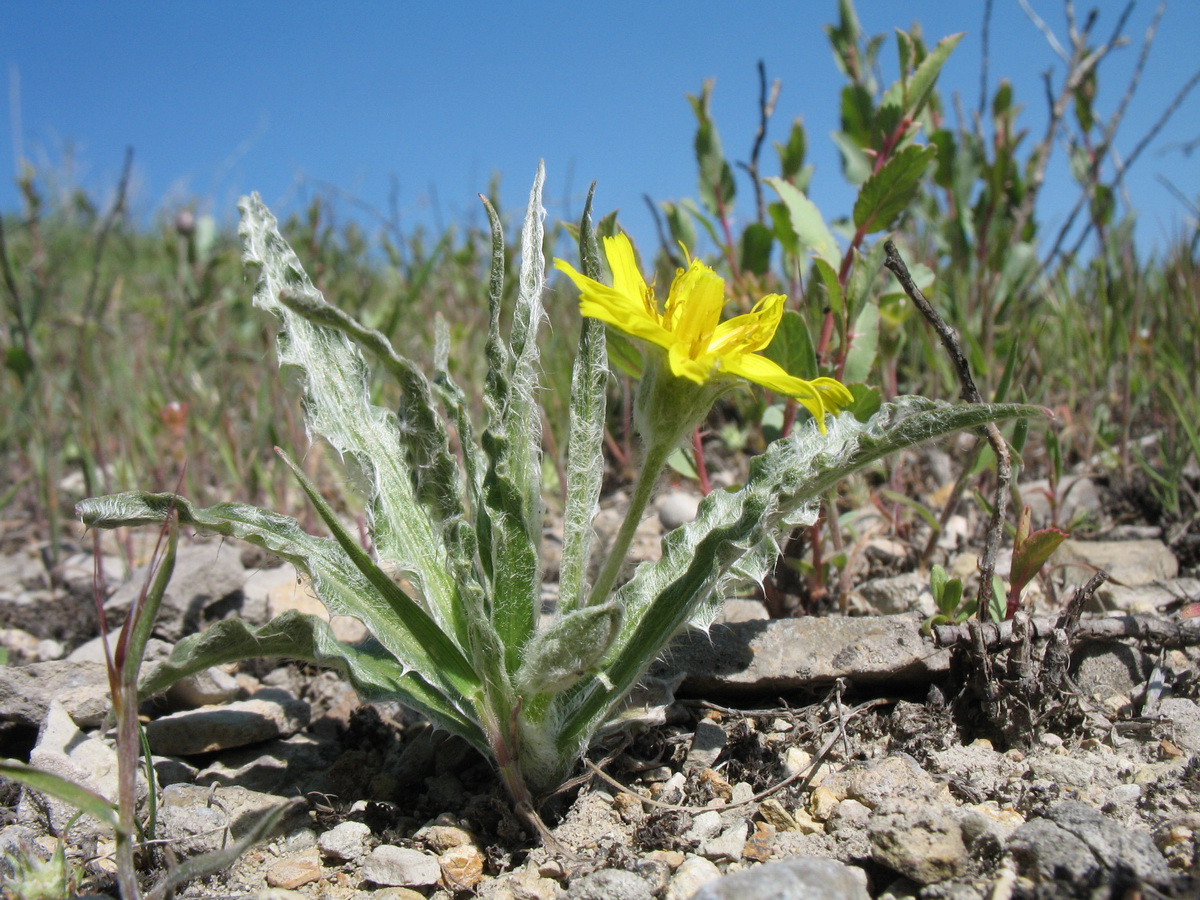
[{"x1": 883, "y1": 240, "x2": 1012, "y2": 617}]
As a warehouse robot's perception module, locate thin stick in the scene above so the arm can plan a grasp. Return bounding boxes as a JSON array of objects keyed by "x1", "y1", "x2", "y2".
[
  {"x1": 883, "y1": 241, "x2": 1010, "y2": 615},
  {"x1": 737, "y1": 60, "x2": 781, "y2": 225},
  {"x1": 977, "y1": 0, "x2": 995, "y2": 118},
  {"x1": 929, "y1": 598, "x2": 1200, "y2": 651}
]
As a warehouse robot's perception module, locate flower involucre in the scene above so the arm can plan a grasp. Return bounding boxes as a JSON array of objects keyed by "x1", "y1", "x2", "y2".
[{"x1": 555, "y1": 233, "x2": 853, "y2": 431}]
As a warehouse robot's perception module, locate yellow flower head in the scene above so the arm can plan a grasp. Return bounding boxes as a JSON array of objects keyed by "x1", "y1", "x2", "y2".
[{"x1": 554, "y1": 233, "x2": 854, "y2": 432}]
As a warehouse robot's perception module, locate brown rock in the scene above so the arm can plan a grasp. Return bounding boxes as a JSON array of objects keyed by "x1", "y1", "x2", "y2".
[
  {"x1": 440, "y1": 843, "x2": 485, "y2": 889},
  {"x1": 265, "y1": 849, "x2": 322, "y2": 889}
]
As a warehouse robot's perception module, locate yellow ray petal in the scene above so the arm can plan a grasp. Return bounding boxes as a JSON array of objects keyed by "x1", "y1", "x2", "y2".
[{"x1": 553, "y1": 259, "x2": 672, "y2": 348}]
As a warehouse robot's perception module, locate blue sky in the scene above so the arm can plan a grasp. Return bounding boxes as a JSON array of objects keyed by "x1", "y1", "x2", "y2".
[{"x1": 4, "y1": 2, "x2": 1197, "y2": 259}]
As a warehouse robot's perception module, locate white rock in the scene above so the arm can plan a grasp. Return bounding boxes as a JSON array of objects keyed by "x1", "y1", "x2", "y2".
[
  {"x1": 16, "y1": 701, "x2": 135, "y2": 841},
  {"x1": 658, "y1": 490, "x2": 702, "y2": 531},
  {"x1": 362, "y1": 845, "x2": 441, "y2": 887},
  {"x1": 665, "y1": 855, "x2": 721, "y2": 900},
  {"x1": 318, "y1": 820, "x2": 372, "y2": 861},
  {"x1": 686, "y1": 810, "x2": 724, "y2": 843},
  {"x1": 699, "y1": 820, "x2": 747, "y2": 861}
]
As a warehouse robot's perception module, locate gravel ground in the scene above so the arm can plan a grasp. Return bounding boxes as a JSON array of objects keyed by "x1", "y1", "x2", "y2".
[{"x1": 2, "y1": 471, "x2": 1199, "y2": 899}]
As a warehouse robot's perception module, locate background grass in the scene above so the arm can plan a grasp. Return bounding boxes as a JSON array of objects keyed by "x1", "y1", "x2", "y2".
[{"x1": 1, "y1": 5, "x2": 1196, "y2": 576}]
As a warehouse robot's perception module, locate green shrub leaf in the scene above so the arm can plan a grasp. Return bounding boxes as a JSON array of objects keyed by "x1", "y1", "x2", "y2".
[{"x1": 852, "y1": 144, "x2": 938, "y2": 233}]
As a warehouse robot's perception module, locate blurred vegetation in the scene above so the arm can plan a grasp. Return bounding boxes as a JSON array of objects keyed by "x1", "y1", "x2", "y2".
[{"x1": 1, "y1": 0, "x2": 1196, "y2": 584}]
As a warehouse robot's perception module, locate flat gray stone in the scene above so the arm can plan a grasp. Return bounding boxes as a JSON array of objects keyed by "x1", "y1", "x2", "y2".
[
  {"x1": 166, "y1": 665, "x2": 241, "y2": 708},
  {"x1": 853, "y1": 572, "x2": 932, "y2": 616},
  {"x1": 698, "y1": 820, "x2": 747, "y2": 861},
  {"x1": 1097, "y1": 578, "x2": 1200, "y2": 614},
  {"x1": 1158, "y1": 697, "x2": 1200, "y2": 753},
  {"x1": 1058, "y1": 539, "x2": 1178, "y2": 589},
  {"x1": 157, "y1": 782, "x2": 303, "y2": 857},
  {"x1": 193, "y1": 733, "x2": 329, "y2": 793},
  {"x1": 567, "y1": 869, "x2": 655, "y2": 900},
  {"x1": 1072, "y1": 641, "x2": 1153, "y2": 702},
  {"x1": 1007, "y1": 800, "x2": 1168, "y2": 886},
  {"x1": 16, "y1": 701, "x2": 137, "y2": 841},
  {"x1": 0, "y1": 660, "x2": 110, "y2": 727},
  {"x1": 103, "y1": 540, "x2": 249, "y2": 641},
  {"x1": 685, "y1": 719, "x2": 727, "y2": 771},
  {"x1": 658, "y1": 614, "x2": 948, "y2": 695},
  {"x1": 145, "y1": 689, "x2": 310, "y2": 756},
  {"x1": 362, "y1": 845, "x2": 441, "y2": 887},
  {"x1": 690, "y1": 857, "x2": 869, "y2": 900}
]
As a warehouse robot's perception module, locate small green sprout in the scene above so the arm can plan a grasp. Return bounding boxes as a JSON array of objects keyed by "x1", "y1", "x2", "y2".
[
  {"x1": 922, "y1": 563, "x2": 974, "y2": 633},
  {"x1": 1, "y1": 839, "x2": 82, "y2": 900}
]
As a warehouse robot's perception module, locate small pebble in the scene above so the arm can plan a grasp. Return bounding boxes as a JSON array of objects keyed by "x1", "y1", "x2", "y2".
[
  {"x1": 318, "y1": 820, "x2": 371, "y2": 861},
  {"x1": 265, "y1": 850, "x2": 321, "y2": 890}
]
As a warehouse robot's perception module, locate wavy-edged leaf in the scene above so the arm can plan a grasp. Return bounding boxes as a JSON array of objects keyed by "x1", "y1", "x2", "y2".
[
  {"x1": 0, "y1": 759, "x2": 120, "y2": 831},
  {"x1": 273, "y1": 449, "x2": 478, "y2": 700},
  {"x1": 845, "y1": 239, "x2": 889, "y2": 326},
  {"x1": 77, "y1": 490, "x2": 479, "y2": 705},
  {"x1": 237, "y1": 194, "x2": 459, "y2": 639},
  {"x1": 775, "y1": 117, "x2": 809, "y2": 184},
  {"x1": 556, "y1": 398, "x2": 1049, "y2": 755},
  {"x1": 271, "y1": 288, "x2": 466, "y2": 539},
  {"x1": 740, "y1": 222, "x2": 773, "y2": 276},
  {"x1": 881, "y1": 32, "x2": 963, "y2": 120},
  {"x1": 843, "y1": 303, "x2": 879, "y2": 384},
  {"x1": 478, "y1": 168, "x2": 545, "y2": 672},
  {"x1": 814, "y1": 257, "x2": 844, "y2": 321},
  {"x1": 135, "y1": 611, "x2": 484, "y2": 749},
  {"x1": 689, "y1": 80, "x2": 737, "y2": 216},
  {"x1": 559, "y1": 183, "x2": 609, "y2": 613}
]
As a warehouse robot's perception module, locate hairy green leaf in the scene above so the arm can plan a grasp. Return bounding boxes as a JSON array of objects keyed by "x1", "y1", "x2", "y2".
[
  {"x1": 77, "y1": 490, "x2": 479, "y2": 704},
  {"x1": 238, "y1": 194, "x2": 461, "y2": 639},
  {"x1": 556, "y1": 399, "x2": 1048, "y2": 758},
  {"x1": 559, "y1": 184, "x2": 609, "y2": 613},
  {"x1": 136, "y1": 611, "x2": 484, "y2": 748}
]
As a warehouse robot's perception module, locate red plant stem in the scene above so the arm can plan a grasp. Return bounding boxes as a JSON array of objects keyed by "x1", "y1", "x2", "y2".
[
  {"x1": 828, "y1": 114, "x2": 916, "y2": 378},
  {"x1": 691, "y1": 428, "x2": 712, "y2": 495},
  {"x1": 808, "y1": 517, "x2": 825, "y2": 601}
]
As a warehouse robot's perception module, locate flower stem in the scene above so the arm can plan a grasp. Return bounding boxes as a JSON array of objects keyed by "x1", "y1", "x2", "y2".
[{"x1": 586, "y1": 436, "x2": 675, "y2": 607}]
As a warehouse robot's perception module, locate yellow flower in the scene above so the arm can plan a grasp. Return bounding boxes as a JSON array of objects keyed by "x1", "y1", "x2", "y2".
[{"x1": 554, "y1": 233, "x2": 854, "y2": 431}]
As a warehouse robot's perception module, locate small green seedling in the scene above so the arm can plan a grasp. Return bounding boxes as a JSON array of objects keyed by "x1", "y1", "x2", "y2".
[
  {"x1": 1006, "y1": 504, "x2": 1069, "y2": 618},
  {"x1": 922, "y1": 563, "x2": 973, "y2": 633}
]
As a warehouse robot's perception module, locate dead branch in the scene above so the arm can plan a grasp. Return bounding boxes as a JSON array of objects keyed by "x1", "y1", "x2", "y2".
[
  {"x1": 933, "y1": 612, "x2": 1200, "y2": 651},
  {"x1": 883, "y1": 240, "x2": 1011, "y2": 618}
]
